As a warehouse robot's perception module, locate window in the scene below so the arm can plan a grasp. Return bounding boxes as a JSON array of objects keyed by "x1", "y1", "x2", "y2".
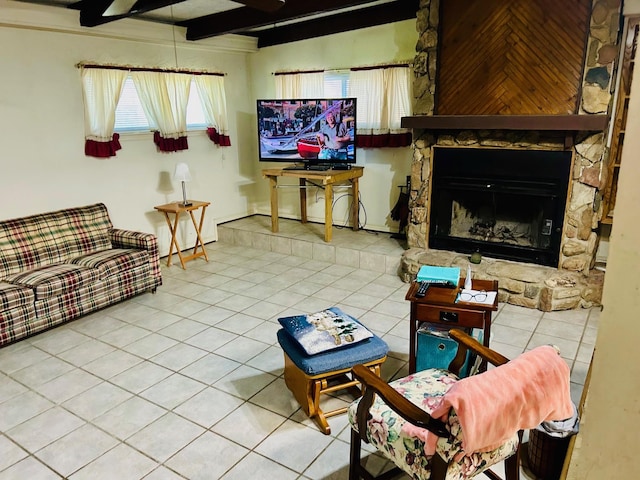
[
  {"x1": 324, "y1": 70, "x2": 350, "y2": 97},
  {"x1": 114, "y1": 76, "x2": 207, "y2": 132},
  {"x1": 272, "y1": 66, "x2": 412, "y2": 147}
]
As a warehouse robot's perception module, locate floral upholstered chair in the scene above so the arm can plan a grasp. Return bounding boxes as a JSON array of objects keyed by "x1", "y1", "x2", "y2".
[{"x1": 348, "y1": 329, "x2": 574, "y2": 480}]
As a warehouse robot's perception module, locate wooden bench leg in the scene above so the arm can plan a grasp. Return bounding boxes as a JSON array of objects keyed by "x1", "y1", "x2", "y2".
[{"x1": 282, "y1": 352, "x2": 387, "y2": 435}]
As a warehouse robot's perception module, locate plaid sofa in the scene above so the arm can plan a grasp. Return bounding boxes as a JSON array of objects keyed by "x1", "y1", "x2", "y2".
[{"x1": 0, "y1": 203, "x2": 162, "y2": 347}]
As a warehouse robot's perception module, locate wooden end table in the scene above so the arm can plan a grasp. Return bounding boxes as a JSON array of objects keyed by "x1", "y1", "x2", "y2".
[
  {"x1": 405, "y1": 278, "x2": 498, "y2": 373},
  {"x1": 154, "y1": 200, "x2": 210, "y2": 269}
]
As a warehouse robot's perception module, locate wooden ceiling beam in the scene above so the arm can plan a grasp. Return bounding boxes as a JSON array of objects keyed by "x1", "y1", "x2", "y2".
[
  {"x1": 73, "y1": 0, "x2": 187, "y2": 27},
  {"x1": 233, "y1": 0, "x2": 286, "y2": 13},
  {"x1": 183, "y1": 0, "x2": 377, "y2": 41},
  {"x1": 254, "y1": 0, "x2": 419, "y2": 47}
]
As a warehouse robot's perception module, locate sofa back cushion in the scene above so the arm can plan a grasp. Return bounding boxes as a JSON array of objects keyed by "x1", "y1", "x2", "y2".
[
  {"x1": 54, "y1": 203, "x2": 113, "y2": 259},
  {"x1": 0, "y1": 203, "x2": 112, "y2": 281},
  {"x1": 0, "y1": 215, "x2": 65, "y2": 281}
]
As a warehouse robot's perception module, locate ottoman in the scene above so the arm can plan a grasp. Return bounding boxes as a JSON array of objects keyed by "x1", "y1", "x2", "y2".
[{"x1": 277, "y1": 327, "x2": 388, "y2": 434}]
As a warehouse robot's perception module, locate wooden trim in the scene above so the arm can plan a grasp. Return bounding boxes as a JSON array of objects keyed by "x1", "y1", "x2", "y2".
[
  {"x1": 560, "y1": 348, "x2": 595, "y2": 479},
  {"x1": 401, "y1": 115, "x2": 609, "y2": 132}
]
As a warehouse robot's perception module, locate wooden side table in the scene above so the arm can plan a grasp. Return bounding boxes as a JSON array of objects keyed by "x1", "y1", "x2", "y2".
[
  {"x1": 405, "y1": 278, "x2": 498, "y2": 373},
  {"x1": 154, "y1": 200, "x2": 210, "y2": 269}
]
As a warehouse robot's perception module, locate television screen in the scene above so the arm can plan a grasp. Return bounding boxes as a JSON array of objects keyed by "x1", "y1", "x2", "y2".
[{"x1": 257, "y1": 98, "x2": 356, "y2": 166}]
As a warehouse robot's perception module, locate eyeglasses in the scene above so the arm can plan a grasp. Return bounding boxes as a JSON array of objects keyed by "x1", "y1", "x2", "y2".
[{"x1": 459, "y1": 290, "x2": 487, "y2": 302}]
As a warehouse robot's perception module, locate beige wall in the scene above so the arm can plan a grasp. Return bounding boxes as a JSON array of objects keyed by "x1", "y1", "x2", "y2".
[
  {"x1": 0, "y1": 1, "x2": 258, "y2": 255},
  {"x1": 565, "y1": 10, "x2": 640, "y2": 480},
  {"x1": 0, "y1": 2, "x2": 419, "y2": 254},
  {"x1": 248, "y1": 21, "x2": 417, "y2": 230}
]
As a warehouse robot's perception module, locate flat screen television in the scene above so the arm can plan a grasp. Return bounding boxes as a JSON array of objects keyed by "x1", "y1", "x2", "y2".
[{"x1": 257, "y1": 98, "x2": 356, "y2": 169}]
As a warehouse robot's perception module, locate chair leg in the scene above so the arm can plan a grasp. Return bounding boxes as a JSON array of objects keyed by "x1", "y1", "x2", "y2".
[
  {"x1": 504, "y1": 446, "x2": 520, "y2": 480},
  {"x1": 349, "y1": 428, "x2": 363, "y2": 480},
  {"x1": 503, "y1": 431, "x2": 523, "y2": 480}
]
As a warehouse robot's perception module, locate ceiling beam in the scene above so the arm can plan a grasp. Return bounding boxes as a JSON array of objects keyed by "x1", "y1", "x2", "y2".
[
  {"x1": 72, "y1": 0, "x2": 186, "y2": 27},
  {"x1": 234, "y1": 0, "x2": 286, "y2": 13},
  {"x1": 183, "y1": 0, "x2": 378, "y2": 41},
  {"x1": 255, "y1": 0, "x2": 419, "y2": 47}
]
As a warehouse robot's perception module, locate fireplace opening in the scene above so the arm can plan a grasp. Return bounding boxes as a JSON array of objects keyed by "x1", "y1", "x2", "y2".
[{"x1": 429, "y1": 148, "x2": 572, "y2": 267}]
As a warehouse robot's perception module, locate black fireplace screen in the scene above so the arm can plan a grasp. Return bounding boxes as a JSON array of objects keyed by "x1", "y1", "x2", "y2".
[{"x1": 429, "y1": 148, "x2": 572, "y2": 267}]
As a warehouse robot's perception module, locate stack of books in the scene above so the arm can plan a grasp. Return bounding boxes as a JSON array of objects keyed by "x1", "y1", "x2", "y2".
[{"x1": 416, "y1": 265, "x2": 460, "y2": 287}]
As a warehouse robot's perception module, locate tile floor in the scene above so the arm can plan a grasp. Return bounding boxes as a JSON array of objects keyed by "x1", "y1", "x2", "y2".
[{"x1": 0, "y1": 216, "x2": 597, "y2": 479}]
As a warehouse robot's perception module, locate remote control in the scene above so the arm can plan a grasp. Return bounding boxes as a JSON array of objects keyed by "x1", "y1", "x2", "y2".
[{"x1": 416, "y1": 281, "x2": 430, "y2": 298}]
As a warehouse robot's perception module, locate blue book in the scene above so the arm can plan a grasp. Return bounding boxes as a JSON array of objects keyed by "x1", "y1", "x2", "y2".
[{"x1": 416, "y1": 265, "x2": 460, "y2": 287}]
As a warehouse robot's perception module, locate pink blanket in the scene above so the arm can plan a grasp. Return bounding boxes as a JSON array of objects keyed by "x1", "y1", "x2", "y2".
[{"x1": 403, "y1": 345, "x2": 574, "y2": 455}]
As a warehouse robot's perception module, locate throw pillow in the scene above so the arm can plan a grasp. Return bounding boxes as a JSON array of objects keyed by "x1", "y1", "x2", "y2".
[{"x1": 278, "y1": 307, "x2": 373, "y2": 355}]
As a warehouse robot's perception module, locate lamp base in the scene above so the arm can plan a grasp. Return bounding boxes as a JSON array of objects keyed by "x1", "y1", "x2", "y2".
[{"x1": 180, "y1": 201, "x2": 193, "y2": 207}]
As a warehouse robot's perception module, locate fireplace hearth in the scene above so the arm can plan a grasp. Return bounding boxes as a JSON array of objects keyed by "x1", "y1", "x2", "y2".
[{"x1": 429, "y1": 148, "x2": 572, "y2": 267}]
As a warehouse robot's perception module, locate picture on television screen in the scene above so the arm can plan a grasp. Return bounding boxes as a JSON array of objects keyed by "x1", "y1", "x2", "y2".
[{"x1": 257, "y1": 98, "x2": 356, "y2": 164}]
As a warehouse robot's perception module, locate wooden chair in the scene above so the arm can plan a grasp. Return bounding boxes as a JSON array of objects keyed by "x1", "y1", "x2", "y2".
[{"x1": 349, "y1": 329, "x2": 523, "y2": 480}]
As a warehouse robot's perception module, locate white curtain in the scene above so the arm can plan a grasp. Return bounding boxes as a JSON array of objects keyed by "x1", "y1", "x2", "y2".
[
  {"x1": 81, "y1": 67, "x2": 127, "y2": 157},
  {"x1": 349, "y1": 69, "x2": 386, "y2": 135},
  {"x1": 275, "y1": 72, "x2": 324, "y2": 98},
  {"x1": 385, "y1": 67, "x2": 412, "y2": 134},
  {"x1": 131, "y1": 71, "x2": 191, "y2": 140},
  {"x1": 194, "y1": 74, "x2": 231, "y2": 145},
  {"x1": 348, "y1": 66, "x2": 412, "y2": 147},
  {"x1": 349, "y1": 66, "x2": 412, "y2": 135}
]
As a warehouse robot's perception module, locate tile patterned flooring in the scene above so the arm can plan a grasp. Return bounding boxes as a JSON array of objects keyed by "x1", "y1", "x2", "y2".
[{"x1": 0, "y1": 216, "x2": 597, "y2": 479}]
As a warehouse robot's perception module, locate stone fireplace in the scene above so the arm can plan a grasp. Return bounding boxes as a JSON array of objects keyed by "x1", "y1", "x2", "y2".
[{"x1": 399, "y1": 0, "x2": 622, "y2": 311}]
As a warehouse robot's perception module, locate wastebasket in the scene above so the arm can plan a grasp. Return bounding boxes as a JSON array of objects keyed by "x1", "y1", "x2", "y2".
[{"x1": 527, "y1": 427, "x2": 571, "y2": 480}]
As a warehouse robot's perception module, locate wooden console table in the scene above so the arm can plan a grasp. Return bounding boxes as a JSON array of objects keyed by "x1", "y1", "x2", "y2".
[
  {"x1": 262, "y1": 166, "x2": 364, "y2": 242},
  {"x1": 405, "y1": 278, "x2": 498, "y2": 373},
  {"x1": 154, "y1": 200, "x2": 210, "y2": 269}
]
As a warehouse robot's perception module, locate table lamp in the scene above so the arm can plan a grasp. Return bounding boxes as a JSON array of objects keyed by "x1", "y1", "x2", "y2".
[{"x1": 174, "y1": 163, "x2": 193, "y2": 207}]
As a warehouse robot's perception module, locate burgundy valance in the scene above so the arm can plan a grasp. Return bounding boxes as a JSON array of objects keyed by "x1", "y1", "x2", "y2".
[
  {"x1": 207, "y1": 127, "x2": 232, "y2": 147},
  {"x1": 84, "y1": 133, "x2": 122, "y2": 158},
  {"x1": 153, "y1": 131, "x2": 189, "y2": 152},
  {"x1": 356, "y1": 132, "x2": 412, "y2": 148}
]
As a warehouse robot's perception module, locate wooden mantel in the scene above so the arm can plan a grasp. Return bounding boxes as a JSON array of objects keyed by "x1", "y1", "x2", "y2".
[{"x1": 401, "y1": 114, "x2": 609, "y2": 131}]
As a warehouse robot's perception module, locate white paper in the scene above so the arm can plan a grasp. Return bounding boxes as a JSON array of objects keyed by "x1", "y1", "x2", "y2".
[{"x1": 457, "y1": 289, "x2": 497, "y2": 305}]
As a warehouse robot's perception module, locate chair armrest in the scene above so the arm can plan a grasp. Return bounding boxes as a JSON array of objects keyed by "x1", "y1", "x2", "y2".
[
  {"x1": 351, "y1": 364, "x2": 449, "y2": 441},
  {"x1": 448, "y1": 328, "x2": 510, "y2": 372},
  {"x1": 110, "y1": 228, "x2": 162, "y2": 288}
]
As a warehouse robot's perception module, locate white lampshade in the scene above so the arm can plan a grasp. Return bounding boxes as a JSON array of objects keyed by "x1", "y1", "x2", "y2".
[{"x1": 174, "y1": 163, "x2": 192, "y2": 182}]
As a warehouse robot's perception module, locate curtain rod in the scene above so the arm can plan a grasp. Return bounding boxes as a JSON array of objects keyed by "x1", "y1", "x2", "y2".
[
  {"x1": 76, "y1": 63, "x2": 225, "y2": 77},
  {"x1": 273, "y1": 61, "x2": 412, "y2": 76},
  {"x1": 274, "y1": 69, "x2": 324, "y2": 76},
  {"x1": 350, "y1": 62, "x2": 411, "y2": 71}
]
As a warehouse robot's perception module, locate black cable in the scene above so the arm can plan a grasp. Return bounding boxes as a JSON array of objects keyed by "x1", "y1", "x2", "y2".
[{"x1": 332, "y1": 191, "x2": 369, "y2": 230}]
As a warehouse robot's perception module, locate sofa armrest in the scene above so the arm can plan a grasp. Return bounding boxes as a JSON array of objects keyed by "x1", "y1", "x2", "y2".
[{"x1": 110, "y1": 228, "x2": 162, "y2": 289}]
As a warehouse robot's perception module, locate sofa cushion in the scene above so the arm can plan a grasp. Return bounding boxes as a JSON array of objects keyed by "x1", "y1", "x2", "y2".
[
  {"x1": 0, "y1": 282, "x2": 35, "y2": 311},
  {"x1": 67, "y1": 248, "x2": 150, "y2": 280},
  {"x1": 54, "y1": 203, "x2": 113, "y2": 258},
  {"x1": 5, "y1": 264, "x2": 100, "y2": 300},
  {"x1": 0, "y1": 215, "x2": 66, "y2": 280}
]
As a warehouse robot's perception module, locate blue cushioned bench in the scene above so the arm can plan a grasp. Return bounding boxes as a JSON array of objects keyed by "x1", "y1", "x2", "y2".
[{"x1": 277, "y1": 328, "x2": 388, "y2": 435}]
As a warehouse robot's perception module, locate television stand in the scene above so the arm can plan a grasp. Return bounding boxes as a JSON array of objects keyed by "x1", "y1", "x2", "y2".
[{"x1": 262, "y1": 166, "x2": 364, "y2": 242}]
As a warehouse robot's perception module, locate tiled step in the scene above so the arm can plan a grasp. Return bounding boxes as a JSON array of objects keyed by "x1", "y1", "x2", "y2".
[{"x1": 217, "y1": 215, "x2": 406, "y2": 275}]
